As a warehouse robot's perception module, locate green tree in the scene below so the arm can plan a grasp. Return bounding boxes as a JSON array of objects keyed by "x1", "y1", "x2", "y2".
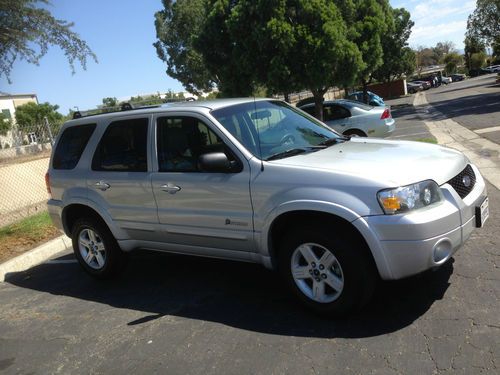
[
  {"x1": 470, "y1": 51, "x2": 487, "y2": 70},
  {"x1": 443, "y1": 52, "x2": 463, "y2": 74},
  {"x1": 0, "y1": 112, "x2": 12, "y2": 135},
  {"x1": 154, "y1": 0, "x2": 215, "y2": 95},
  {"x1": 464, "y1": 34, "x2": 486, "y2": 70},
  {"x1": 0, "y1": 0, "x2": 97, "y2": 82},
  {"x1": 349, "y1": 0, "x2": 393, "y2": 103},
  {"x1": 15, "y1": 101, "x2": 63, "y2": 142},
  {"x1": 467, "y1": 0, "x2": 500, "y2": 46},
  {"x1": 373, "y1": 7, "x2": 415, "y2": 85},
  {"x1": 432, "y1": 41, "x2": 457, "y2": 63},
  {"x1": 102, "y1": 97, "x2": 118, "y2": 107}
]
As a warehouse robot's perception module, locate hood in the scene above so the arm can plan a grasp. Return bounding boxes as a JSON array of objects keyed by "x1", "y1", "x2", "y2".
[{"x1": 271, "y1": 138, "x2": 468, "y2": 187}]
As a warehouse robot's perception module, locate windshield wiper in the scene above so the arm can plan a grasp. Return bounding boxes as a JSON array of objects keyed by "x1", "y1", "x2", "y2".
[
  {"x1": 265, "y1": 147, "x2": 321, "y2": 161},
  {"x1": 317, "y1": 136, "x2": 349, "y2": 147}
]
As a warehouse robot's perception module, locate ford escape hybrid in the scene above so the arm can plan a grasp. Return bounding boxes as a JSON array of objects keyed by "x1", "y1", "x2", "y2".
[{"x1": 46, "y1": 98, "x2": 489, "y2": 315}]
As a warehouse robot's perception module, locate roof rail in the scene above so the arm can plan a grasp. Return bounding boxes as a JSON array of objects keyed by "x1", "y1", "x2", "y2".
[{"x1": 71, "y1": 97, "x2": 196, "y2": 120}]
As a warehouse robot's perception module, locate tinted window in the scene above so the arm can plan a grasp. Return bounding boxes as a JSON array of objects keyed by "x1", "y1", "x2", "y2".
[
  {"x1": 92, "y1": 118, "x2": 148, "y2": 172},
  {"x1": 324, "y1": 105, "x2": 351, "y2": 121},
  {"x1": 52, "y1": 124, "x2": 96, "y2": 170},
  {"x1": 157, "y1": 116, "x2": 234, "y2": 172}
]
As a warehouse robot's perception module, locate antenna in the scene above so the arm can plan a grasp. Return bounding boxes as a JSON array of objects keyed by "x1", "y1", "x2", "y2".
[{"x1": 252, "y1": 96, "x2": 264, "y2": 172}]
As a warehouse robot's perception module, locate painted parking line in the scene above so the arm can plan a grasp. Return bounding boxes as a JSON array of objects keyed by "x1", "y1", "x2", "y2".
[
  {"x1": 475, "y1": 126, "x2": 500, "y2": 134},
  {"x1": 389, "y1": 132, "x2": 430, "y2": 139}
]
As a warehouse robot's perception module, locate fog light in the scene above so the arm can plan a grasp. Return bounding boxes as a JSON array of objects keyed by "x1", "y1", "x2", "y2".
[{"x1": 433, "y1": 239, "x2": 452, "y2": 263}]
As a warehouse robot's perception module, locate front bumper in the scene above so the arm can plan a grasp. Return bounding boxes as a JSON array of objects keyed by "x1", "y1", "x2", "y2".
[{"x1": 357, "y1": 164, "x2": 487, "y2": 280}]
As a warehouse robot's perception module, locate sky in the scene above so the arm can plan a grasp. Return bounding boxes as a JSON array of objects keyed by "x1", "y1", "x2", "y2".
[{"x1": 0, "y1": 0, "x2": 477, "y2": 114}]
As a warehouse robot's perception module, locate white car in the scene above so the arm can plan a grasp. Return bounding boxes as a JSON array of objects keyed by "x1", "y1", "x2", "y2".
[
  {"x1": 299, "y1": 100, "x2": 395, "y2": 137},
  {"x1": 441, "y1": 76, "x2": 453, "y2": 84}
]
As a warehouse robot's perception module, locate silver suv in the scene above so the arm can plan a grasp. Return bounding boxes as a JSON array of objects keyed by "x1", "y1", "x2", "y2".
[{"x1": 47, "y1": 98, "x2": 489, "y2": 315}]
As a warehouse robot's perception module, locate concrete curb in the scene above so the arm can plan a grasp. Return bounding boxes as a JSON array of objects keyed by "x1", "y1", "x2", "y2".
[{"x1": 0, "y1": 235, "x2": 72, "y2": 282}]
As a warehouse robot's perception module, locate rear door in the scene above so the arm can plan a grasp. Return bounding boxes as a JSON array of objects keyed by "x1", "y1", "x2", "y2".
[
  {"x1": 151, "y1": 113, "x2": 255, "y2": 253},
  {"x1": 86, "y1": 116, "x2": 158, "y2": 240},
  {"x1": 323, "y1": 104, "x2": 351, "y2": 132}
]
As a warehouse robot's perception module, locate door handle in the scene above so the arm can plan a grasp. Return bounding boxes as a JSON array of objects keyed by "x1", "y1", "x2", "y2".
[
  {"x1": 161, "y1": 183, "x2": 181, "y2": 194},
  {"x1": 95, "y1": 181, "x2": 110, "y2": 191}
]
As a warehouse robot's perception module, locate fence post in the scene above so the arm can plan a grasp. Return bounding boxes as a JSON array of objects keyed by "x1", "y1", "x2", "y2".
[{"x1": 44, "y1": 116, "x2": 54, "y2": 146}]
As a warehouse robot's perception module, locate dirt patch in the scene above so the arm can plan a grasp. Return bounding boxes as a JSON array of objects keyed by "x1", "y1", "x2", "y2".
[{"x1": 0, "y1": 212, "x2": 62, "y2": 264}]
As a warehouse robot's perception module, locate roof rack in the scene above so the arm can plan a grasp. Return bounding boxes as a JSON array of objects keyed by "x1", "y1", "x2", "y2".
[{"x1": 71, "y1": 97, "x2": 195, "y2": 120}]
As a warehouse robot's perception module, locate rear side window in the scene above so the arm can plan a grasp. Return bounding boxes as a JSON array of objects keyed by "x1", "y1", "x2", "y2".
[
  {"x1": 52, "y1": 124, "x2": 96, "y2": 170},
  {"x1": 92, "y1": 118, "x2": 148, "y2": 172}
]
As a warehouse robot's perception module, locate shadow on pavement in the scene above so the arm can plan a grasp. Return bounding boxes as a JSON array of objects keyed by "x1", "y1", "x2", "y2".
[
  {"x1": 424, "y1": 92, "x2": 500, "y2": 123},
  {"x1": 5, "y1": 251, "x2": 453, "y2": 339}
]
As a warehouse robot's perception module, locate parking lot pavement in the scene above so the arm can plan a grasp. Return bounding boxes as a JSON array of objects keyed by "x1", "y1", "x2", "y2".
[
  {"x1": 385, "y1": 95, "x2": 435, "y2": 142},
  {"x1": 425, "y1": 74, "x2": 500, "y2": 144},
  {"x1": 0, "y1": 182, "x2": 499, "y2": 374}
]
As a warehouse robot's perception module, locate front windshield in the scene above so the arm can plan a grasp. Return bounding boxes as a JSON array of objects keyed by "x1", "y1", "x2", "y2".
[{"x1": 211, "y1": 100, "x2": 340, "y2": 160}]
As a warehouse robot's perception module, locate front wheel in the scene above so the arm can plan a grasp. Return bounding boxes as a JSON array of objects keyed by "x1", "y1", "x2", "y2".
[
  {"x1": 71, "y1": 217, "x2": 127, "y2": 279},
  {"x1": 279, "y1": 226, "x2": 376, "y2": 316}
]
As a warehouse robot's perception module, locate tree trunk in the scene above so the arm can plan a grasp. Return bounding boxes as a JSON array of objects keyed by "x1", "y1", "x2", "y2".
[
  {"x1": 362, "y1": 80, "x2": 369, "y2": 104},
  {"x1": 311, "y1": 89, "x2": 325, "y2": 121}
]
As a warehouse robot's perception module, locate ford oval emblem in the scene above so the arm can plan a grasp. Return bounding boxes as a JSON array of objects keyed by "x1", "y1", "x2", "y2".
[{"x1": 462, "y1": 175, "x2": 471, "y2": 187}]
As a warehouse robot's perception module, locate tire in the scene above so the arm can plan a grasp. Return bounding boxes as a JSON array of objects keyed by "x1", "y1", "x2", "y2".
[
  {"x1": 343, "y1": 129, "x2": 367, "y2": 137},
  {"x1": 71, "y1": 217, "x2": 128, "y2": 279},
  {"x1": 278, "y1": 225, "x2": 376, "y2": 316}
]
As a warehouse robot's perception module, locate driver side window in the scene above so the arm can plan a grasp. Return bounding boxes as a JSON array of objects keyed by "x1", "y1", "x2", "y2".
[{"x1": 157, "y1": 116, "x2": 238, "y2": 173}]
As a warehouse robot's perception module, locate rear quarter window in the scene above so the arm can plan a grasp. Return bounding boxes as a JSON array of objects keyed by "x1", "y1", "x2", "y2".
[{"x1": 52, "y1": 124, "x2": 96, "y2": 170}]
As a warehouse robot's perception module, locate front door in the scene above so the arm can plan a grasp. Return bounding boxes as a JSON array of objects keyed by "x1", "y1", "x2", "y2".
[{"x1": 151, "y1": 114, "x2": 254, "y2": 253}]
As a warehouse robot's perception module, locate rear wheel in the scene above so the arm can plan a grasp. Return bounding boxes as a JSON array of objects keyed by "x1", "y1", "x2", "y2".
[
  {"x1": 343, "y1": 129, "x2": 367, "y2": 137},
  {"x1": 278, "y1": 225, "x2": 376, "y2": 316},
  {"x1": 71, "y1": 217, "x2": 127, "y2": 279}
]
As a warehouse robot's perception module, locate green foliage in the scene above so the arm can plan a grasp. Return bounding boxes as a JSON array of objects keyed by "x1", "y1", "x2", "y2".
[
  {"x1": 467, "y1": 0, "x2": 500, "y2": 46},
  {"x1": 470, "y1": 52, "x2": 487, "y2": 70},
  {"x1": 348, "y1": 0, "x2": 392, "y2": 102},
  {"x1": 373, "y1": 7, "x2": 415, "y2": 83},
  {"x1": 102, "y1": 97, "x2": 118, "y2": 107},
  {"x1": 0, "y1": 112, "x2": 12, "y2": 135},
  {"x1": 443, "y1": 52, "x2": 463, "y2": 74},
  {"x1": 154, "y1": 0, "x2": 215, "y2": 94},
  {"x1": 14, "y1": 102, "x2": 63, "y2": 131},
  {"x1": 464, "y1": 34, "x2": 486, "y2": 70},
  {"x1": 0, "y1": 0, "x2": 97, "y2": 82}
]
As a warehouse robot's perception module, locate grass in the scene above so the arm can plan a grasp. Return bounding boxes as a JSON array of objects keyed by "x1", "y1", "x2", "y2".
[
  {"x1": 0, "y1": 211, "x2": 60, "y2": 263},
  {"x1": 416, "y1": 138, "x2": 438, "y2": 144}
]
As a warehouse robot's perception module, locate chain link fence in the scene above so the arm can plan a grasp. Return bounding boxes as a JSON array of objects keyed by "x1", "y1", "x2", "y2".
[{"x1": 0, "y1": 119, "x2": 61, "y2": 227}]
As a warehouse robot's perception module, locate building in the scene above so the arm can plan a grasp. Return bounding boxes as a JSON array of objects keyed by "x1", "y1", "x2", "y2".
[{"x1": 0, "y1": 92, "x2": 38, "y2": 148}]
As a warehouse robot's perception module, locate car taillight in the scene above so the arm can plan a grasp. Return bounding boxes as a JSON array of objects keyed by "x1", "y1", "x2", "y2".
[
  {"x1": 380, "y1": 108, "x2": 391, "y2": 120},
  {"x1": 45, "y1": 172, "x2": 52, "y2": 196}
]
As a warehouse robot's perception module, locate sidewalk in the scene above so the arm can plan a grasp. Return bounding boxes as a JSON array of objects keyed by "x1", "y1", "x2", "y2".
[{"x1": 419, "y1": 92, "x2": 500, "y2": 190}]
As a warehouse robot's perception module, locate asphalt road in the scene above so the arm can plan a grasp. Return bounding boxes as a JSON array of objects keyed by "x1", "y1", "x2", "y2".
[
  {"x1": 425, "y1": 74, "x2": 500, "y2": 144},
  {"x1": 1, "y1": 82, "x2": 500, "y2": 374}
]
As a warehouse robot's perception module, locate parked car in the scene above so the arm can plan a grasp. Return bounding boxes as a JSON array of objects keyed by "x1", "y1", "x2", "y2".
[
  {"x1": 346, "y1": 91, "x2": 385, "y2": 106},
  {"x1": 450, "y1": 74, "x2": 466, "y2": 82},
  {"x1": 406, "y1": 82, "x2": 423, "y2": 93},
  {"x1": 47, "y1": 98, "x2": 489, "y2": 315},
  {"x1": 441, "y1": 76, "x2": 453, "y2": 84},
  {"x1": 412, "y1": 80, "x2": 431, "y2": 90},
  {"x1": 485, "y1": 65, "x2": 500, "y2": 73},
  {"x1": 298, "y1": 100, "x2": 395, "y2": 138}
]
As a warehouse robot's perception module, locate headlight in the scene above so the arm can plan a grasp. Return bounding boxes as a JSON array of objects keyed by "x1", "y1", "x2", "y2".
[{"x1": 377, "y1": 180, "x2": 443, "y2": 214}]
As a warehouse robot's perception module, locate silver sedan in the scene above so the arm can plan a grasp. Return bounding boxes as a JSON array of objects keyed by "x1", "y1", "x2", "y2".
[{"x1": 299, "y1": 100, "x2": 396, "y2": 137}]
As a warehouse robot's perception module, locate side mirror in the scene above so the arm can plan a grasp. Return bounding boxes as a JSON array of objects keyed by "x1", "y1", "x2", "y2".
[{"x1": 199, "y1": 152, "x2": 232, "y2": 173}]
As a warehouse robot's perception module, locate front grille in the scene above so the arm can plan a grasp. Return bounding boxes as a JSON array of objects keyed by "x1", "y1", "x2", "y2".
[{"x1": 447, "y1": 164, "x2": 476, "y2": 199}]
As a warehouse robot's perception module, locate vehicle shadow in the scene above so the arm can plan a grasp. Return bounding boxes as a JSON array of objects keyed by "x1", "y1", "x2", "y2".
[
  {"x1": 5, "y1": 251, "x2": 453, "y2": 339},
  {"x1": 424, "y1": 92, "x2": 500, "y2": 122}
]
